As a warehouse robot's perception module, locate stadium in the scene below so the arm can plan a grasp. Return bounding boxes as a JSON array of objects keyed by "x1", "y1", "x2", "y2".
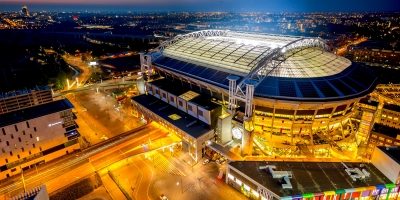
[{"x1": 132, "y1": 30, "x2": 377, "y2": 161}]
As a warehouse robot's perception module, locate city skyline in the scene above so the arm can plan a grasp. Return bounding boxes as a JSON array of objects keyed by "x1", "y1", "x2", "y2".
[{"x1": 0, "y1": 0, "x2": 400, "y2": 12}]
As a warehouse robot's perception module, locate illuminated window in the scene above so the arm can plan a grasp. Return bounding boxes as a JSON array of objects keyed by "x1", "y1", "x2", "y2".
[
  {"x1": 227, "y1": 173, "x2": 234, "y2": 180},
  {"x1": 251, "y1": 190, "x2": 260, "y2": 198},
  {"x1": 235, "y1": 179, "x2": 242, "y2": 185},
  {"x1": 198, "y1": 110, "x2": 203, "y2": 117},
  {"x1": 243, "y1": 184, "x2": 251, "y2": 191}
]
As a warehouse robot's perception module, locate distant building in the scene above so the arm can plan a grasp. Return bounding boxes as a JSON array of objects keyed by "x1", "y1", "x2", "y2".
[
  {"x1": 0, "y1": 97, "x2": 80, "y2": 180},
  {"x1": 371, "y1": 146, "x2": 400, "y2": 184},
  {"x1": 0, "y1": 86, "x2": 53, "y2": 115},
  {"x1": 348, "y1": 41, "x2": 400, "y2": 68},
  {"x1": 227, "y1": 161, "x2": 398, "y2": 200},
  {"x1": 21, "y1": 5, "x2": 30, "y2": 17}
]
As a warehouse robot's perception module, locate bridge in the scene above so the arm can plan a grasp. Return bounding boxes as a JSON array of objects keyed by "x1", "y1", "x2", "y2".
[{"x1": 53, "y1": 80, "x2": 136, "y2": 98}]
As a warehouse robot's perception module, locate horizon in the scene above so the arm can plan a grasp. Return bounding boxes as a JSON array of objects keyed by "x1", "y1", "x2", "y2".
[{"x1": 1, "y1": 0, "x2": 400, "y2": 13}]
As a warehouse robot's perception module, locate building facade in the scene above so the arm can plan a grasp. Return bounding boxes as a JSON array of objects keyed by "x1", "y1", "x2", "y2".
[
  {"x1": 137, "y1": 30, "x2": 377, "y2": 159},
  {"x1": 0, "y1": 86, "x2": 53, "y2": 115},
  {"x1": 132, "y1": 78, "x2": 219, "y2": 161},
  {"x1": 0, "y1": 98, "x2": 80, "y2": 180}
]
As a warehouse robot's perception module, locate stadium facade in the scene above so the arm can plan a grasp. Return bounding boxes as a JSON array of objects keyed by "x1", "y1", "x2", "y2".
[{"x1": 132, "y1": 30, "x2": 377, "y2": 161}]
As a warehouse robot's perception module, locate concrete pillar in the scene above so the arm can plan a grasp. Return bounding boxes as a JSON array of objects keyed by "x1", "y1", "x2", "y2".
[
  {"x1": 217, "y1": 113, "x2": 233, "y2": 145},
  {"x1": 241, "y1": 118, "x2": 254, "y2": 156},
  {"x1": 226, "y1": 75, "x2": 240, "y2": 113},
  {"x1": 137, "y1": 76, "x2": 145, "y2": 95}
]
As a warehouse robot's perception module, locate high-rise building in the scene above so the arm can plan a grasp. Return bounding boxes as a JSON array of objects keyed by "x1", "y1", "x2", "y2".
[{"x1": 21, "y1": 5, "x2": 30, "y2": 17}]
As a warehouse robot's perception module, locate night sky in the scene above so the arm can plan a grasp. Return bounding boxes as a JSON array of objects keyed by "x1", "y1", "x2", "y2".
[{"x1": 0, "y1": 0, "x2": 399, "y2": 12}]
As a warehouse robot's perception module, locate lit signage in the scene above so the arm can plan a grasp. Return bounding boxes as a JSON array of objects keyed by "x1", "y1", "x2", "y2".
[
  {"x1": 48, "y1": 121, "x2": 63, "y2": 127},
  {"x1": 232, "y1": 127, "x2": 243, "y2": 140}
]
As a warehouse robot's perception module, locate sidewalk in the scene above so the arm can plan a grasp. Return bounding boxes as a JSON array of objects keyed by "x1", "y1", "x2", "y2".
[{"x1": 101, "y1": 174, "x2": 127, "y2": 200}]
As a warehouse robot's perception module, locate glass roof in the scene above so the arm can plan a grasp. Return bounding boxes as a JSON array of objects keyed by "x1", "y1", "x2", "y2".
[
  {"x1": 266, "y1": 48, "x2": 351, "y2": 78},
  {"x1": 162, "y1": 33, "x2": 350, "y2": 79},
  {"x1": 163, "y1": 36, "x2": 294, "y2": 75}
]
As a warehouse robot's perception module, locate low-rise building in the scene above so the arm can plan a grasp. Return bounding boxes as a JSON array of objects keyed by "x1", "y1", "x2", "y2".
[
  {"x1": 227, "y1": 161, "x2": 398, "y2": 200},
  {"x1": 367, "y1": 124, "x2": 400, "y2": 157},
  {"x1": 132, "y1": 78, "x2": 222, "y2": 162},
  {"x1": 0, "y1": 86, "x2": 52, "y2": 115},
  {"x1": 380, "y1": 104, "x2": 400, "y2": 129}
]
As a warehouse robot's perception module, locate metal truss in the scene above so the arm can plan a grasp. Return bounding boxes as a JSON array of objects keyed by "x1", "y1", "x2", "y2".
[
  {"x1": 154, "y1": 29, "x2": 229, "y2": 52},
  {"x1": 232, "y1": 37, "x2": 328, "y2": 118}
]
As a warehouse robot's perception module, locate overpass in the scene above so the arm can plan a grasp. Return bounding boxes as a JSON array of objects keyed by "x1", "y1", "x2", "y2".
[{"x1": 53, "y1": 80, "x2": 136, "y2": 98}]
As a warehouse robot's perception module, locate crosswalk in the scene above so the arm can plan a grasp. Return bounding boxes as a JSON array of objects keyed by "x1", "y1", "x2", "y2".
[{"x1": 151, "y1": 153, "x2": 186, "y2": 176}]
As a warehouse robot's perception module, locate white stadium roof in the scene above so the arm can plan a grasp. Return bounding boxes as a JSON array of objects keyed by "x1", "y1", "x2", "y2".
[{"x1": 160, "y1": 30, "x2": 350, "y2": 78}]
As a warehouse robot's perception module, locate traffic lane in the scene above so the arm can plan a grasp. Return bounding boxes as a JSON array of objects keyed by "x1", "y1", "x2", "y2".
[
  {"x1": 89, "y1": 124, "x2": 160, "y2": 161},
  {"x1": 90, "y1": 131, "x2": 168, "y2": 170}
]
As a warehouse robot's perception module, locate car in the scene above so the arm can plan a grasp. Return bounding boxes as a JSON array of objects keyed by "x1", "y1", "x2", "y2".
[
  {"x1": 159, "y1": 194, "x2": 168, "y2": 200},
  {"x1": 202, "y1": 159, "x2": 209, "y2": 165}
]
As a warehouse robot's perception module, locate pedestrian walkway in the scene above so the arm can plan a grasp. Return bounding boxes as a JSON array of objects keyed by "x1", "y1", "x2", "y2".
[{"x1": 101, "y1": 174, "x2": 127, "y2": 200}]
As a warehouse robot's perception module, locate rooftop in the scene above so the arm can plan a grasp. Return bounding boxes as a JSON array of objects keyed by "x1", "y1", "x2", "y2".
[
  {"x1": 0, "y1": 86, "x2": 50, "y2": 99},
  {"x1": 132, "y1": 94, "x2": 211, "y2": 138},
  {"x1": 359, "y1": 97, "x2": 379, "y2": 107},
  {"x1": 159, "y1": 30, "x2": 350, "y2": 78},
  {"x1": 383, "y1": 104, "x2": 400, "y2": 113},
  {"x1": 0, "y1": 99, "x2": 73, "y2": 128},
  {"x1": 229, "y1": 161, "x2": 392, "y2": 198},
  {"x1": 378, "y1": 146, "x2": 400, "y2": 165},
  {"x1": 372, "y1": 123, "x2": 400, "y2": 139},
  {"x1": 152, "y1": 30, "x2": 377, "y2": 102},
  {"x1": 189, "y1": 95, "x2": 220, "y2": 110}
]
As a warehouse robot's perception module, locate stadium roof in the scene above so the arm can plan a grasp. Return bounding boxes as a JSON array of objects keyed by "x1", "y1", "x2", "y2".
[{"x1": 151, "y1": 30, "x2": 377, "y2": 101}]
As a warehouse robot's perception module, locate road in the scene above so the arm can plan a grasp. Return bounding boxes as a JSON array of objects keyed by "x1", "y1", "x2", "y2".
[
  {"x1": 67, "y1": 88, "x2": 142, "y2": 146},
  {"x1": 108, "y1": 148, "x2": 247, "y2": 200},
  {"x1": 0, "y1": 123, "x2": 173, "y2": 198},
  {"x1": 62, "y1": 53, "x2": 93, "y2": 86},
  {"x1": 336, "y1": 37, "x2": 368, "y2": 56}
]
